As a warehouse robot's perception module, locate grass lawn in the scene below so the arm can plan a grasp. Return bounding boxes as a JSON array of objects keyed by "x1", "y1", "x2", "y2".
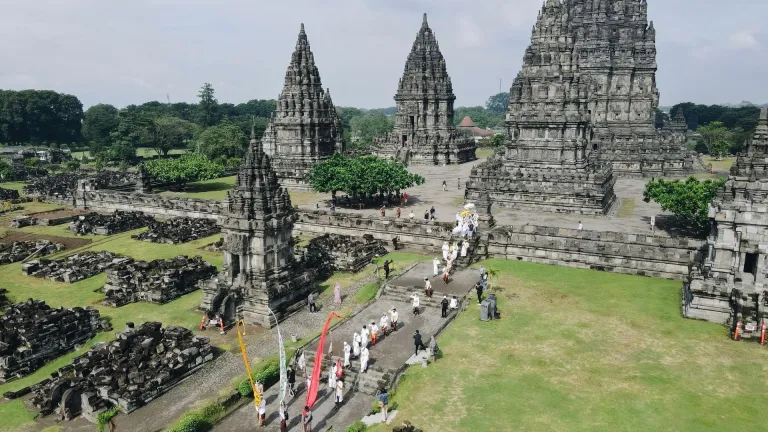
[
  {"x1": 0, "y1": 182, "x2": 27, "y2": 193},
  {"x1": 476, "y1": 148, "x2": 496, "y2": 159},
  {"x1": 703, "y1": 156, "x2": 735, "y2": 172},
  {"x1": 371, "y1": 259, "x2": 768, "y2": 432},
  {"x1": 616, "y1": 198, "x2": 635, "y2": 219},
  {"x1": 158, "y1": 175, "x2": 326, "y2": 206}
]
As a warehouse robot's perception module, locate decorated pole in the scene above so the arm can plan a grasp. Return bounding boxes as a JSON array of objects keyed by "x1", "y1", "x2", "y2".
[
  {"x1": 236, "y1": 320, "x2": 262, "y2": 409},
  {"x1": 268, "y1": 308, "x2": 287, "y2": 405},
  {"x1": 305, "y1": 312, "x2": 342, "y2": 410}
]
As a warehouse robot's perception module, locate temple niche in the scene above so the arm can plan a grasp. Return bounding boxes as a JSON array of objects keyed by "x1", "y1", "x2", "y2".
[
  {"x1": 466, "y1": 0, "x2": 617, "y2": 214},
  {"x1": 686, "y1": 108, "x2": 768, "y2": 333},
  {"x1": 261, "y1": 23, "x2": 343, "y2": 191},
  {"x1": 200, "y1": 129, "x2": 317, "y2": 328},
  {"x1": 373, "y1": 14, "x2": 477, "y2": 165}
]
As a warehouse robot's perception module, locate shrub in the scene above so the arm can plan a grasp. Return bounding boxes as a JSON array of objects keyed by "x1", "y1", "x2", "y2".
[
  {"x1": 235, "y1": 358, "x2": 281, "y2": 397},
  {"x1": 96, "y1": 406, "x2": 119, "y2": 432},
  {"x1": 346, "y1": 420, "x2": 368, "y2": 432},
  {"x1": 167, "y1": 413, "x2": 211, "y2": 432}
]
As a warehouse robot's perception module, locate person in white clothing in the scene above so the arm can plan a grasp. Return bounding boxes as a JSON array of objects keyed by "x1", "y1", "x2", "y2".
[
  {"x1": 335, "y1": 379, "x2": 344, "y2": 407},
  {"x1": 371, "y1": 322, "x2": 380, "y2": 346},
  {"x1": 442, "y1": 242, "x2": 450, "y2": 261},
  {"x1": 411, "y1": 293, "x2": 421, "y2": 316},
  {"x1": 451, "y1": 244, "x2": 459, "y2": 261},
  {"x1": 424, "y1": 278, "x2": 433, "y2": 298},
  {"x1": 461, "y1": 241, "x2": 469, "y2": 257},
  {"x1": 360, "y1": 347, "x2": 370, "y2": 373},
  {"x1": 343, "y1": 341, "x2": 351, "y2": 368},
  {"x1": 449, "y1": 295, "x2": 458, "y2": 311},
  {"x1": 433, "y1": 257, "x2": 440, "y2": 276},
  {"x1": 380, "y1": 314, "x2": 389, "y2": 336},
  {"x1": 361, "y1": 325, "x2": 370, "y2": 349},
  {"x1": 328, "y1": 363, "x2": 337, "y2": 390},
  {"x1": 389, "y1": 308, "x2": 399, "y2": 332},
  {"x1": 258, "y1": 395, "x2": 266, "y2": 426},
  {"x1": 578, "y1": 221, "x2": 583, "y2": 230},
  {"x1": 650, "y1": 215, "x2": 656, "y2": 232},
  {"x1": 352, "y1": 332, "x2": 361, "y2": 358}
]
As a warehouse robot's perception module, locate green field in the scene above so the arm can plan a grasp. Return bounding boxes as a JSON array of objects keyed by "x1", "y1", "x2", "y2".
[
  {"x1": 71, "y1": 147, "x2": 187, "y2": 160},
  {"x1": 370, "y1": 259, "x2": 768, "y2": 432},
  {"x1": 158, "y1": 175, "x2": 326, "y2": 206}
]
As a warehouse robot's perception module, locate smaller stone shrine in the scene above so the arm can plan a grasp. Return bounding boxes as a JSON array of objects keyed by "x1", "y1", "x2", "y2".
[
  {"x1": 0, "y1": 240, "x2": 65, "y2": 265},
  {"x1": 132, "y1": 217, "x2": 220, "y2": 244},
  {"x1": 373, "y1": 14, "x2": 477, "y2": 165},
  {"x1": 23, "y1": 251, "x2": 132, "y2": 283},
  {"x1": 103, "y1": 256, "x2": 216, "y2": 307},
  {"x1": 201, "y1": 129, "x2": 317, "y2": 328},
  {"x1": 0, "y1": 299, "x2": 108, "y2": 382},
  {"x1": 28, "y1": 322, "x2": 212, "y2": 419},
  {"x1": 686, "y1": 108, "x2": 768, "y2": 335},
  {"x1": 69, "y1": 210, "x2": 155, "y2": 235},
  {"x1": 294, "y1": 234, "x2": 387, "y2": 275}
]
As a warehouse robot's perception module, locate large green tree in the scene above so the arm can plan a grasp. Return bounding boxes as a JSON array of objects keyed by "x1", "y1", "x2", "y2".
[
  {"x1": 82, "y1": 104, "x2": 120, "y2": 149},
  {"x1": 308, "y1": 154, "x2": 425, "y2": 200},
  {"x1": 140, "y1": 116, "x2": 197, "y2": 156},
  {"x1": 143, "y1": 153, "x2": 224, "y2": 186},
  {"x1": 195, "y1": 122, "x2": 248, "y2": 160},
  {"x1": 0, "y1": 90, "x2": 83, "y2": 144},
  {"x1": 485, "y1": 92, "x2": 509, "y2": 113},
  {"x1": 197, "y1": 83, "x2": 219, "y2": 127},
  {"x1": 643, "y1": 177, "x2": 726, "y2": 232},
  {"x1": 349, "y1": 112, "x2": 393, "y2": 147}
]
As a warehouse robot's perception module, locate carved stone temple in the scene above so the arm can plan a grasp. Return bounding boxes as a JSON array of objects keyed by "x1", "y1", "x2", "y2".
[
  {"x1": 466, "y1": 0, "x2": 695, "y2": 214},
  {"x1": 466, "y1": 0, "x2": 617, "y2": 214},
  {"x1": 686, "y1": 108, "x2": 768, "y2": 329},
  {"x1": 261, "y1": 23, "x2": 344, "y2": 191},
  {"x1": 200, "y1": 130, "x2": 316, "y2": 328},
  {"x1": 373, "y1": 14, "x2": 477, "y2": 165}
]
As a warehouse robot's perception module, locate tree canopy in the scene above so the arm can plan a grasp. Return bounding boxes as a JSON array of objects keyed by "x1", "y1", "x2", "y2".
[
  {"x1": 195, "y1": 122, "x2": 248, "y2": 160},
  {"x1": 83, "y1": 104, "x2": 120, "y2": 147},
  {"x1": 143, "y1": 153, "x2": 224, "y2": 185},
  {"x1": 197, "y1": 83, "x2": 219, "y2": 127},
  {"x1": 643, "y1": 176, "x2": 726, "y2": 232},
  {"x1": 140, "y1": 116, "x2": 198, "y2": 156},
  {"x1": 485, "y1": 92, "x2": 509, "y2": 113},
  {"x1": 670, "y1": 102, "x2": 760, "y2": 132},
  {"x1": 349, "y1": 112, "x2": 394, "y2": 147},
  {"x1": 308, "y1": 154, "x2": 425, "y2": 198},
  {"x1": 454, "y1": 106, "x2": 504, "y2": 129},
  {"x1": 0, "y1": 90, "x2": 83, "y2": 144}
]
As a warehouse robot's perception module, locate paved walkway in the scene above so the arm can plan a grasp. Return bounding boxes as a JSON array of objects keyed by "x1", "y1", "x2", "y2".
[
  {"x1": 294, "y1": 155, "x2": 691, "y2": 238},
  {"x1": 214, "y1": 265, "x2": 478, "y2": 432}
]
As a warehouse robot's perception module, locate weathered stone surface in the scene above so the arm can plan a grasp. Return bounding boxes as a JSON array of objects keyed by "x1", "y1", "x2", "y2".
[
  {"x1": 28, "y1": 322, "x2": 213, "y2": 418},
  {"x1": 24, "y1": 172, "x2": 138, "y2": 198},
  {"x1": 0, "y1": 240, "x2": 65, "y2": 264},
  {"x1": 466, "y1": 0, "x2": 694, "y2": 214},
  {"x1": 0, "y1": 289, "x2": 9, "y2": 310},
  {"x1": 132, "y1": 217, "x2": 220, "y2": 244},
  {"x1": 295, "y1": 234, "x2": 386, "y2": 275},
  {"x1": 23, "y1": 251, "x2": 132, "y2": 283},
  {"x1": 69, "y1": 210, "x2": 155, "y2": 235},
  {"x1": 0, "y1": 299, "x2": 108, "y2": 383},
  {"x1": 373, "y1": 14, "x2": 476, "y2": 165},
  {"x1": 103, "y1": 256, "x2": 216, "y2": 307},
  {"x1": 201, "y1": 130, "x2": 317, "y2": 328},
  {"x1": 261, "y1": 23, "x2": 343, "y2": 191},
  {"x1": 0, "y1": 187, "x2": 20, "y2": 201},
  {"x1": 12, "y1": 208, "x2": 90, "y2": 228},
  {"x1": 687, "y1": 108, "x2": 768, "y2": 332}
]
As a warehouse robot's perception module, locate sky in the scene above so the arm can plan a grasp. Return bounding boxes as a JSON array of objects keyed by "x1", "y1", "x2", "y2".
[{"x1": 0, "y1": 0, "x2": 766, "y2": 110}]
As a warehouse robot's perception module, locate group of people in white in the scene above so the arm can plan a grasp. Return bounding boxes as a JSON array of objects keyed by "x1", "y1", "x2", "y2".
[{"x1": 452, "y1": 208, "x2": 479, "y2": 238}]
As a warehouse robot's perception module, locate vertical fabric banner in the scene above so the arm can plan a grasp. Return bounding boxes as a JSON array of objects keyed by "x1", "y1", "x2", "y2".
[
  {"x1": 269, "y1": 309, "x2": 288, "y2": 406},
  {"x1": 305, "y1": 312, "x2": 341, "y2": 409}
]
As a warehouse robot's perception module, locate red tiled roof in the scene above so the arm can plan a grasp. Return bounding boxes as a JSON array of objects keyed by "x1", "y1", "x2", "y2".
[{"x1": 458, "y1": 116, "x2": 475, "y2": 127}]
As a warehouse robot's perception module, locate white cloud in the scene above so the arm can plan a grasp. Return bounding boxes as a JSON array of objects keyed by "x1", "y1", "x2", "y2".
[
  {"x1": 728, "y1": 31, "x2": 759, "y2": 50},
  {"x1": 458, "y1": 17, "x2": 483, "y2": 47}
]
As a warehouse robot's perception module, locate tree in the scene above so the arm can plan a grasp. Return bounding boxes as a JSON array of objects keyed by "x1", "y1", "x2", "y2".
[
  {"x1": 197, "y1": 83, "x2": 219, "y2": 127},
  {"x1": 141, "y1": 116, "x2": 197, "y2": 156},
  {"x1": 195, "y1": 122, "x2": 248, "y2": 160},
  {"x1": 697, "y1": 122, "x2": 729, "y2": 155},
  {"x1": 83, "y1": 104, "x2": 120, "y2": 149},
  {"x1": 0, "y1": 90, "x2": 83, "y2": 145},
  {"x1": 308, "y1": 154, "x2": 425, "y2": 201},
  {"x1": 103, "y1": 117, "x2": 139, "y2": 163},
  {"x1": 710, "y1": 140, "x2": 731, "y2": 159},
  {"x1": 643, "y1": 177, "x2": 726, "y2": 232},
  {"x1": 349, "y1": 112, "x2": 393, "y2": 146},
  {"x1": 0, "y1": 159, "x2": 12, "y2": 180},
  {"x1": 485, "y1": 92, "x2": 509, "y2": 114},
  {"x1": 454, "y1": 107, "x2": 504, "y2": 129},
  {"x1": 65, "y1": 160, "x2": 80, "y2": 172},
  {"x1": 143, "y1": 153, "x2": 224, "y2": 186}
]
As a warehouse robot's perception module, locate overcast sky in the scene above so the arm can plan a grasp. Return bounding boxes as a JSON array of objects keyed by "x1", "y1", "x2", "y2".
[{"x1": 0, "y1": 0, "x2": 766, "y2": 109}]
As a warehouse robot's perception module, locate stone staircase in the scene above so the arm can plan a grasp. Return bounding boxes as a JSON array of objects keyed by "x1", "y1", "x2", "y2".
[
  {"x1": 303, "y1": 352, "x2": 394, "y2": 396},
  {"x1": 380, "y1": 284, "x2": 451, "y2": 309}
]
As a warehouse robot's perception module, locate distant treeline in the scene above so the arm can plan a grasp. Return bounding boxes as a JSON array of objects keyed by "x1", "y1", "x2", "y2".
[
  {"x1": 670, "y1": 102, "x2": 761, "y2": 132},
  {"x1": 0, "y1": 90, "x2": 83, "y2": 145}
]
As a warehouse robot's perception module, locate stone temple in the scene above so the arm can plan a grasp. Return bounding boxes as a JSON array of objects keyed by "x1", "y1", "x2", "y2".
[
  {"x1": 261, "y1": 23, "x2": 344, "y2": 191},
  {"x1": 466, "y1": 0, "x2": 695, "y2": 214},
  {"x1": 201, "y1": 129, "x2": 316, "y2": 328},
  {"x1": 373, "y1": 14, "x2": 477, "y2": 165},
  {"x1": 686, "y1": 108, "x2": 768, "y2": 329}
]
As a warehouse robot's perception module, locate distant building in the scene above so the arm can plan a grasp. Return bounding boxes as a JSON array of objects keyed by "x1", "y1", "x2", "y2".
[{"x1": 457, "y1": 116, "x2": 497, "y2": 143}]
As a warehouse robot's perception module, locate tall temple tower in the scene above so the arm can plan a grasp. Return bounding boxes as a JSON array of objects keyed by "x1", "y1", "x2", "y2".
[
  {"x1": 466, "y1": 1, "x2": 617, "y2": 214},
  {"x1": 261, "y1": 23, "x2": 343, "y2": 191},
  {"x1": 201, "y1": 129, "x2": 316, "y2": 328},
  {"x1": 686, "y1": 108, "x2": 768, "y2": 327},
  {"x1": 373, "y1": 14, "x2": 477, "y2": 165}
]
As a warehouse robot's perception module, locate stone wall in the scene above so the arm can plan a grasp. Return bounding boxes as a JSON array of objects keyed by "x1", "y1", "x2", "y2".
[
  {"x1": 55, "y1": 191, "x2": 222, "y2": 221},
  {"x1": 295, "y1": 210, "x2": 704, "y2": 281}
]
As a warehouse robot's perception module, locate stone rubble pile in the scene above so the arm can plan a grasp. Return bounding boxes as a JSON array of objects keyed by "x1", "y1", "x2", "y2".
[
  {"x1": 69, "y1": 210, "x2": 155, "y2": 235},
  {"x1": 93, "y1": 171, "x2": 138, "y2": 188},
  {"x1": 0, "y1": 240, "x2": 65, "y2": 265},
  {"x1": 296, "y1": 234, "x2": 386, "y2": 275},
  {"x1": 28, "y1": 322, "x2": 213, "y2": 419},
  {"x1": 103, "y1": 256, "x2": 216, "y2": 307},
  {"x1": 0, "y1": 289, "x2": 9, "y2": 310},
  {"x1": 203, "y1": 238, "x2": 223, "y2": 252},
  {"x1": 23, "y1": 251, "x2": 132, "y2": 283},
  {"x1": 0, "y1": 187, "x2": 20, "y2": 201},
  {"x1": 132, "y1": 217, "x2": 220, "y2": 244},
  {"x1": 0, "y1": 299, "x2": 108, "y2": 383},
  {"x1": 23, "y1": 173, "x2": 80, "y2": 198}
]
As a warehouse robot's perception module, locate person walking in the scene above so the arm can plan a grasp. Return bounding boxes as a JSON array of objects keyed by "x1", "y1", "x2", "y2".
[
  {"x1": 308, "y1": 292, "x2": 316, "y2": 313},
  {"x1": 457, "y1": 178, "x2": 461, "y2": 190},
  {"x1": 392, "y1": 237, "x2": 399, "y2": 251},
  {"x1": 383, "y1": 260, "x2": 391, "y2": 279},
  {"x1": 441, "y1": 295, "x2": 449, "y2": 318},
  {"x1": 302, "y1": 406, "x2": 312, "y2": 432},
  {"x1": 258, "y1": 395, "x2": 267, "y2": 427},
  {"x1": 333, "y1": 282, "x2": 342, "y2": 307},
  {"x1": 430, "y1": 206, "x2": 436, "y2": 220},
  {"x1": 403, "y1": 192, "x2": 409, "y2": 206},
  {"x1": 360, "y1": 346, "x2": 370, "y2": 373},
  {"x1": 389, "y1": 308, "x2": 399, "y2": 332},
  {"x1": 287, "y1": 366, "x2": 296, "y2": 397},
  {"x1": 335, "y1": 378, "x2": 344, "y2": 408},
  {"x1": 411, "y1": 293, "x2": 421, "y2": 316},
  {"x1": 433, "y1": 257, "x2": 440, "y2": 277},
  {"x1": 442, "y1": 180, "x2": 447, "y2": 191},
  {"x1": 650, "y1": 215, "x2": 656, "y2": 233},
  {"x1": 353, "y1": 332, "x2": 361, "y2": 359},
  {"x1": 376, "y1": 388, "x2": 390, "y2": 421},
  {"x1": 396, "y1": 207, "x2": 401, "y2": 218},
  {"x1": 424, "y1": 277, "x2": 433, "y2": 298},
  {"x1": 428, "y1": 335, "x2": 439, "y2": 363},
  {"x1": 409, "y1": 210, "x2": 415, "y2": 220},
  {"x1": 423, "y1": 210, "x2": 429, "y2": 223},
  {"x1": 370, "y1": 321, "x2": 379, "y2": 346},
  {"x1": 476, "y1": 282, "x2": 483, "y2": 304},
  {"x1": 578, "y1": 221, "x2": 583, "y2": 230},
  {"x1": 413, "y1": 330, "x2": 426, "y2": 355},
  {"x1": 361, "y1": 325, "x2": 370, "y2": 349},
  {"x1": 380, "y1": 206, "x2": 386, "y2": 217},
  {"x1": 343, "y1": 341, "x2": 351, "y2": 368},
  {"x1": 380, "y1": 313, "x2": 389, "y2": 337}
]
